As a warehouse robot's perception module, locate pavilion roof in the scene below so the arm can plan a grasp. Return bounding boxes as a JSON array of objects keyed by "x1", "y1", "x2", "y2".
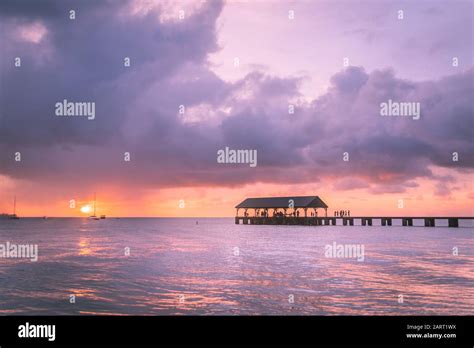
[{"x1": 235, "y1": 196, "x2": 328, "y2": 209}]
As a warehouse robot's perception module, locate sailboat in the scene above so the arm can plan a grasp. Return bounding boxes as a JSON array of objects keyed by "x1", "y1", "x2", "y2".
[
  {"x1": 89, "y1": 193, "x2": 100, "y2": 220},
  {"x1": 89, "y1": 193, "x2": 105, "y2": 220},
  {"x1": 0, "y1": 196, "x2": 20, "y2": 220}
]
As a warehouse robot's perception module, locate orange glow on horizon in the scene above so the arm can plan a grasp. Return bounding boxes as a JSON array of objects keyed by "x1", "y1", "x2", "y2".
[
  {"x1": 0, "y1": 182, "x2": 472, "y2": 218},
  {"x1": 0, "y1": 168, "x2": 472, "y2": 218}
]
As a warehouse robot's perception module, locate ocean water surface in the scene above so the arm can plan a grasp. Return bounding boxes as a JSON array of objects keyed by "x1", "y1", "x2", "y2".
[{"x1": 0, "y1": 218, "x2": 472, "y2": 315}]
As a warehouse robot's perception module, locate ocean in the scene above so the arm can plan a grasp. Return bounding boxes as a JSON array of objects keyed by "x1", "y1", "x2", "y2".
[{"x1": 0, "y1": 218, "x2": 472, "y2": 315}]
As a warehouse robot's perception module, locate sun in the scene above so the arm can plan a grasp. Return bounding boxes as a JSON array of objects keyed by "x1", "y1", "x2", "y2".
[{"x1": 80, "y1": 205, "x2": 92, "y2": 214}]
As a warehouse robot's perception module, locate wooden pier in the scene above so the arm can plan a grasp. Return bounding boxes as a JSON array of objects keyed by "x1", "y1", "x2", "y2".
[{"x1": 235, "y1": 196, "x2": 472, "y2": 228}]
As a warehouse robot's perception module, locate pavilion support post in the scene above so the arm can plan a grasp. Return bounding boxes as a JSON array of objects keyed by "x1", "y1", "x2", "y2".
[
  {"x1": 325, "y1": 208, "x2": 327, "y2": 217},
  {"x1": 304, "y1": 208, "x2": 307, "y2": 217}
]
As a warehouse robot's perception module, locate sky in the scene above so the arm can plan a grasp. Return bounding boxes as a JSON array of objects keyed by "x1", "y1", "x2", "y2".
[{"x1": 0, "y1": 0, "x2": 473, "y2": 217}]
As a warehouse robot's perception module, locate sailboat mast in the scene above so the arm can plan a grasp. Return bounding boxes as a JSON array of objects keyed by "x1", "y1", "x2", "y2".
[{"x1": 93, "y1": 192, "x2": 96, "y2": 216}]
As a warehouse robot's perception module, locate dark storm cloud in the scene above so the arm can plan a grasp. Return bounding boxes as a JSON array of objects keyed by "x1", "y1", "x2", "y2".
[
  {"x1": 0, "y1": 0, "x2": 223, "y2": 146},
  {"x1": 0, "y1": 0, "x2": 225, "y2": 180}
]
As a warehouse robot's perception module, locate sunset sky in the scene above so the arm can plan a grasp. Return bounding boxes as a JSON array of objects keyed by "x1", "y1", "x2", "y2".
[{"x1": 0, "y1": 0, "x2": 473, "y2": 217}]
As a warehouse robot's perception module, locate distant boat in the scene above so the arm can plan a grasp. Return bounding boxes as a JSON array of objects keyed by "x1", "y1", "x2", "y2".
[
  {"x1": 100, "y1": 215, "x2": 106, "y2": 219},
  {"x1": 0, "y1": 196, "x2": 20, "y2": 220},
  {"x1": 0, "y1": 213, "x2": 18, "y2": 220}
]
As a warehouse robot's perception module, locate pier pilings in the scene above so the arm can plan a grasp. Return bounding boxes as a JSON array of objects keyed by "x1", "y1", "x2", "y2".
[
  {"x1": 424, "y1": 218, "x2": 435, "y2": 227},
  {"x1": 343, "y1": 218, "x2": 354, "y2": 226},
  {"x1": 448, "y1": 218, "x2": 459, "y2": 227}
]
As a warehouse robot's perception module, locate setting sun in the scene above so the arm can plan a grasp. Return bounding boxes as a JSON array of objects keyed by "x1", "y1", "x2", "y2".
[{"x1": 80, "y1": 205, "x2": 92, "y2": 214}]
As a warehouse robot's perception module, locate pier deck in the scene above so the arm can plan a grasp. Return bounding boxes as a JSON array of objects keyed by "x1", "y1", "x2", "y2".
[{"x1": 235, "y1": 216, "x2": 473, "y2": 227}]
